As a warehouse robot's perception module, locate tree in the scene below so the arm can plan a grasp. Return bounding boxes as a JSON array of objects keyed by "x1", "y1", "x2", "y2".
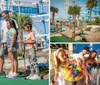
[
  {"x1": 86, "y1": 0, "x2": 98, "y2": 22},
  {"x1": 68, "y1": 5, "x2": 81, "y2": 20},
  {"x1": 11, "y1": 12, "x2": 32, "y2": 50},
  {"x1": 50, "y1": 6, "x2": 59, "y2": 23},
  {"x1": 94, "y1": 17, "x2": 100, "y2": 25}
]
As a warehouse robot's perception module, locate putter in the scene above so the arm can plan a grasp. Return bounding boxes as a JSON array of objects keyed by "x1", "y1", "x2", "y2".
[
  {"x1": 2, "y1": 43, "x2": 7, "y2": 77},
  {"x1": 1, "y1": 43, "x2": 8, "y2": 78},
  {"x1": 23, "y1": 43, "x2": 27, "y2": 80}
]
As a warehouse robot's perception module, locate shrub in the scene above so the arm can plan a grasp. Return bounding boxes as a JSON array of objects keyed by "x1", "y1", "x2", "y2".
[
  {"x1": 95, "y1": 17, "x2": 100, "y2": 25},
  {"x1": 17, "y1": 52, "x2": 22, "y2": 56},
  {"x1": 89, "y1": 17, "x2": 100, "y2": 25}
]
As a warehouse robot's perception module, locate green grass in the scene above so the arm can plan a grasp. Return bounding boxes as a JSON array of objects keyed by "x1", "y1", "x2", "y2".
[
  {"x1": 50, "y1": 36, "x2": 84, "y2": 42},
  {"x1": 0, "y1": 75, "x2": 48, "y2": 85}
]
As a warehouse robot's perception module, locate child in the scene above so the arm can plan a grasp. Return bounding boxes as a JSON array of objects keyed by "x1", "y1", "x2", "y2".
[
  {"x1": 85, "y1": 50, "x2": 97, "y2": 85},
  {"x1": 23, "y1": 23, "x2": 40, "y2": 80},
  {"x1": 6, "y1": 19, "x2": 19, "y2": 78},
  {"x1": 52, "y1": 48, "x2": 75, "y2": 85}
]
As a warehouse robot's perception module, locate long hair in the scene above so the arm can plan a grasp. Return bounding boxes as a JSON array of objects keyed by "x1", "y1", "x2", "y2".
[
  {"x1": 54, "y1": 48, "x2": 67, "y2": 71},
  {"x1": 7, "y1": 19, "x2": 18, "y2": 40},
  {"x1": 86, "y1": 50, "x2": 97, "y2": 61}
]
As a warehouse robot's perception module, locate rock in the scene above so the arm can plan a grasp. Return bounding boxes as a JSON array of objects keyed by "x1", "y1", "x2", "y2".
[
  {"x1": 75, "y1": 36, "x2": 82, "y2": 41},
  {"x1": 85, "y1": 27, "x2": 92, "y2": 31},
  {"x1": 75, "y1": 30, "x2": 81, "y2": 35},
  {"x1": 91, "y1": 25, "x2": 100, "y2": 32}
]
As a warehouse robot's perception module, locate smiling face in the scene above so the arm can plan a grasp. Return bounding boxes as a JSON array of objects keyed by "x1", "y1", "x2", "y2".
[
  {"x1": 57, "y1": 50, "x2": 67, "y2": 63},
  {"x1": 2, "y1": 12, "x2": 9, "y2": 20},
  {"x1": 91, "y1": 52, "x2": 97, "y2": 59},
  {"x1": 24, "y1": 26, "x2": 30, "y2": 32},
  {"x1": 82, "y1": 49, "x2": 88, "y2": 55},
  {"x1": 88, "y1": 50, "x2": 97, "y2": 59},
  {"x1": 7, "y1": 21, "x2": 11, "y2": 29}
]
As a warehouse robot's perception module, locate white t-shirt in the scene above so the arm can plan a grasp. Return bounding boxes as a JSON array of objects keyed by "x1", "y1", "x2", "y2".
[
  {"x1": 76, "y1": 52, "x2": 85, "y2": 62},
  {"x1": 1, "y1": 19, "x2": 18, "y2": 42}
]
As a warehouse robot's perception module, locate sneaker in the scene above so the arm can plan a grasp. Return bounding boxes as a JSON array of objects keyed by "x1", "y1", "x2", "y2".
[
  {"x1": 26, "y1": 74, "x2": 34, "y2": 79},
  {"x1": 29, "y1": 74, "x2": 40, "y2": 80},
  {"x1": 13, "y1": 72, "x2": 18, "y2": 77},
  {"x1": 6, "y1": 72, "x2": 13, "y2": 78},
  {"x1": 7, "y1": 73, "x2": 18, "y2": 78},
  {"x1": 6, "y1": 72, "x2": 18, "y2": 78},
  {"x1": 7, "y1": 75, "x2": 17, "y2": 78}
]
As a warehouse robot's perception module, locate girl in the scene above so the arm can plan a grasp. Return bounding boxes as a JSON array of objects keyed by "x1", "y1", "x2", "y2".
[
  {"x1": 52, "y1": 48, "x2": 75, "y2": 85},
  {"x1": 23, "y1": 23, "x2": 40, "y2": 80},
  {"x1": 85, "y1": 50, "x2": 97, "y2": 85},
  {"x1": 6, "y1": 19, "x2": 19, "y2": 78}
]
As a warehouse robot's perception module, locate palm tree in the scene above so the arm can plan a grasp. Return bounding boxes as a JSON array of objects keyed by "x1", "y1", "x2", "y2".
[
  {"x1": 86, "y1": 0, "x2": 98, "y2": 22},
  {"x1": 68, "y1": 5, "x2": 81, "y2": 20},
  {"x1": 50, "y1": 6, "x2": 59, "y2": 23},
  {"x1": 60, "y1": 21, "x2": 63, "y2": 32},
  {"x1": 11, "y1": 12, "x2": 32, "y2": 50}
]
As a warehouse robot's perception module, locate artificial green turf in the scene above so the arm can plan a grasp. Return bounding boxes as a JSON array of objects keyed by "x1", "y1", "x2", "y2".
[
  {"x1": 0, "y1": 75, "x2": 48, "y2": 85},
  {"x1": 17, "y1": 57, "x2": 24, "y2": 60},
  {"x1": 50, "y1": 36, "x2": 84, "y2": 42}
]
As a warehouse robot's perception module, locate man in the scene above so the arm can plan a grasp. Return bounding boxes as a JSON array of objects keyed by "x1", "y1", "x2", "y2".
[
  {"x1": 0, "y1": 10, "x2": 18, "y2": 74},
  {"x1": 76, "y1": 46, "x2": 90, "y2": 66}
]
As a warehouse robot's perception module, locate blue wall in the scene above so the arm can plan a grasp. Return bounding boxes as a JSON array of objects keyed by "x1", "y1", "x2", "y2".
[{"x1": 73, "y1": 44, "x2": 100, "y2": 55}]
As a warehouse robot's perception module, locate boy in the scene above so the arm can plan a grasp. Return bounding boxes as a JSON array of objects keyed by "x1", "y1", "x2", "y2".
[{"x1": 23, "y1": 23, "x2": 40, "y2": 80}]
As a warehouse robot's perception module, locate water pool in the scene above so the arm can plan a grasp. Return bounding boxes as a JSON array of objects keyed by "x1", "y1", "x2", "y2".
[
  {"x1": 50, "y1": 26, "x2": 65, "y2": 33},
  {"x1": 78, "y1": 33, "x2": 88, "y2": 37}
]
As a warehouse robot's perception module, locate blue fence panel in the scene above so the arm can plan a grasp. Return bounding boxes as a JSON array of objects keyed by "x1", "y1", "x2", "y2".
[
  {"x1": 73, "y1": 44, "x2": 100, "y2": 55},
  {"x1": 73, "y1": 44, "x2": 90, "y2": 53},
  {"x1": 12, "y1": 6, "x2": 39, "y2": 14}
]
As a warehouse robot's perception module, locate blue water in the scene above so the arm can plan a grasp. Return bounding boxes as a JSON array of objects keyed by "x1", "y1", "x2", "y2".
[
  {"x1": 50, "y1": 25, "x2": 65, "y2": 33},
  {"x1": 78, "y1": 33, "x2": 88, "y2": 37}
]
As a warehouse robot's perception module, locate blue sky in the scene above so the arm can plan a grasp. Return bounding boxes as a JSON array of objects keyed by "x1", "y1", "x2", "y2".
[{"x1": 51, "y1": 0, "x2": 100, "y2": 18}]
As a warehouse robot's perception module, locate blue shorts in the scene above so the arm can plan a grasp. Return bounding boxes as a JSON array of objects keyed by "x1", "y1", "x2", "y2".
[
  {"x1": 8, "y1": 41, "x2": 18, "y2": 52},
  {"x1": 7, "y1": 39, "x2": 19, "y2": 52}
]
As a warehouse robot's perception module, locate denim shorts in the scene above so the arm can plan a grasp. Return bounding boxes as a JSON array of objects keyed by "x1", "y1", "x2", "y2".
[
  {"x1": 7, "y1": 39, "x2": 19, "y2": 52},
  {"x1": 8, "y1": 41, "x2": 18, "y2": 52}
]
